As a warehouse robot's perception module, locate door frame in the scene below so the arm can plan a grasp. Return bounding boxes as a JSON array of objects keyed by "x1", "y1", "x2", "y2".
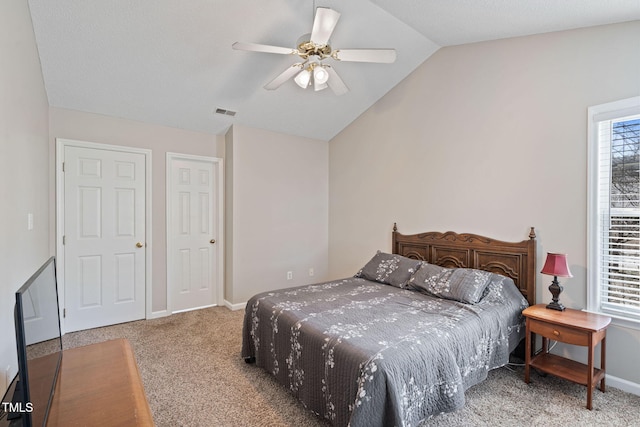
[
  {"x1": 56, "y1": 138, "x2": 153, "y2": 333},
  {"x1": 166, "y1": 152, "x2": 224, "y2": 313}
]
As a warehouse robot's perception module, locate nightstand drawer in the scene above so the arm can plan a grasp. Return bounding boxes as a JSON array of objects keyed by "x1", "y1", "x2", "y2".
[{"x1": 529, "y1": 319, "x2": 589, "y2": 346}]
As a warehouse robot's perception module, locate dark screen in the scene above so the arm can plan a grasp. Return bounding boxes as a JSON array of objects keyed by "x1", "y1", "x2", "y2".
[{"x1": 14, "y1": 257, "x2": 63, "y2": 427}]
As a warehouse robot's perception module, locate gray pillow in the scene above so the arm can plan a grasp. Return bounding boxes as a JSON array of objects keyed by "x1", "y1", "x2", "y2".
[
  {"x1": 356, "y1": 252, "x2": 422, "y2": 288},
  {"x1": 407, "y1": 263, "x2": 495, "y2": 304}
]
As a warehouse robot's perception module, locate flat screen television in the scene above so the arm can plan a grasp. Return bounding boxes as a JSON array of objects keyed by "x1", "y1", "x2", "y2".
[{"x1": 0, "y1": 257, "x2": 62, "y2": 427}]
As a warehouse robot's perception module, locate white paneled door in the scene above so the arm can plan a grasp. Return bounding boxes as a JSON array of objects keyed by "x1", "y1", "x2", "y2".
[
  {"x1": 167, "y1": 154, "x2": 221, "y2": 312},
  {"x1": 63, "y1": 145, "x2": 146, "y2": 332}
]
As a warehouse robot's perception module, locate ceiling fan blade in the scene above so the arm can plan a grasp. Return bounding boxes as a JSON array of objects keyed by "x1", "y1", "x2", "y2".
[
  {"x1": 332, "y1": 49, "x2": 396, "y2": 63},
  {"x1": 232, "y1": 42, "x2": 296, "y2": 55},
  {"x1": 325, "y1": 66, "x2": 349, "y2": 96},
  {"x1": 264, "y1": 64, "x2": 304, "y2": 90},
  {"x1": 310, "y1": 8, "x2": 340, "y2": 46}
]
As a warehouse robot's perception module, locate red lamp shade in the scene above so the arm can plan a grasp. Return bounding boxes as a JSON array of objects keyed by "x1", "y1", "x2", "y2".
[{"x1": 540, "y1": 253, "x2": 573, "y2": 278}]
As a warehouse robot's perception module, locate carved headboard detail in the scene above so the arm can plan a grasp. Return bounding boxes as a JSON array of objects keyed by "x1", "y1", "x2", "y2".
[{"x1": 392, "y1": 223, "x2": 536, "y2": 306}]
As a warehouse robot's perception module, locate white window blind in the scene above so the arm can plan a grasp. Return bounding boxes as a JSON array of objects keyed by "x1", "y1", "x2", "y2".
[{"x1": 588, "y1": 97, "x2": 640, "y2": 325}]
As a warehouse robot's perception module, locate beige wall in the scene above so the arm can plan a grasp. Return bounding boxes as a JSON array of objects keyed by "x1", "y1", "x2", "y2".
[
  {"x1": 48, "y1": 108, "x2": 223, "y2": 314},
  {"x1": 329, "y1": 22, "x2": 640, "y2": 385},
  {"x1": 0, "y1": 0, "x2": 50, "y2": 392},
  {"x1": 226, "y1": 125, "x2": 328, "y2": 304}
]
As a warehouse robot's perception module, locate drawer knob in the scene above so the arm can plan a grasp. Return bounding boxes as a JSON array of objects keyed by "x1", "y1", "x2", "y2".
[{"x1": 553, "y1": 330, "x2": 560, "y2": 336}]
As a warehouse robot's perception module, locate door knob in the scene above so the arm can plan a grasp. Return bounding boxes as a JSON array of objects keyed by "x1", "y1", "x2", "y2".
[
  {"x1": 136, "y1": 242, "x2": 144, "y2": 248},
  {"x1": 210, "y1": 239, "x2": 216, "y2": 244}
]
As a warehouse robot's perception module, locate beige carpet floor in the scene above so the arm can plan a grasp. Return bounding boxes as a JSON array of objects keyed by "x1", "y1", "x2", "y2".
[{"x1": 63, "y1": 306, "x2": 640, "y2": 427}]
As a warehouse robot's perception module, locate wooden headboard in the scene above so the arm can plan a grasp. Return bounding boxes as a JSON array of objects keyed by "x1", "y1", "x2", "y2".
[{"x1": 392, "y1": 224, "x2": 536, "y2": 306}]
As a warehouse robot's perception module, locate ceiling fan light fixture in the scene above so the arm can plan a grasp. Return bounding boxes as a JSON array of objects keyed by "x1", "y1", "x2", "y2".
[
  {"x1": 232, "y1": 7, "x2": 396, "y2": 95},
  {"x1": 294, "y1": 69, "x2": 311, "y2": 89},
  {"x1": 313, "y1": 65, "x2": 329, "y2": 85}
]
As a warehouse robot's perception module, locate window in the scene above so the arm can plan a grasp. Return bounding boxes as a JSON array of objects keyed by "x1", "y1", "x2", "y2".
[{"x1": 588, "y1": 97, "x2": 640, "y2": 326}]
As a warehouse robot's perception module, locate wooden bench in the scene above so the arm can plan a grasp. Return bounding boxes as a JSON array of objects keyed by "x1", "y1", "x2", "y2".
[{"x1": 47, "y1": 339, "x2": 153, "y2": 426}]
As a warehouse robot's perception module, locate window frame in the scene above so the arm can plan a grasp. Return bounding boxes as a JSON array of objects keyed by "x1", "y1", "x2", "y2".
[{"x1": 587, "y1": 96, "x2": 640, "y2": 330}]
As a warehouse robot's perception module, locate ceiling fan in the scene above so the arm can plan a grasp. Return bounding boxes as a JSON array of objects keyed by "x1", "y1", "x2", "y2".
[{"x1": 232, "y1": 7, "x2": 396, "y2": 96}]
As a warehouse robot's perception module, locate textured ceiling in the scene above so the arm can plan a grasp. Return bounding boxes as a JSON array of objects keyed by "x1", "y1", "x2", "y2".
[{"x1": 27, "y1": 0, "x2": 640, "y2": 141}]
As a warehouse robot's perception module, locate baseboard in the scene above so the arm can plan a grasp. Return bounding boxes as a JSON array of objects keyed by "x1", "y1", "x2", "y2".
[
  {"x1": 606, "y1": 374, "x2": 640, "y2": 396},
  {"x1": 172, "y1": 303, "x2": 217, "y2": 314},
  {"x1": 150, "y1": 302, "x2": 245, "y2": 317},
  {"x1": 224, "y1": 300, "x2": 246, "y2": 311}
]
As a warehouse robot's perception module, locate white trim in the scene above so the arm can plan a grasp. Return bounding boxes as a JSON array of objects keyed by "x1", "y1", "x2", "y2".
[
  {"x1": 224, "y1": 300, "x2": 246, "y2": 311},
  {"x1": 55, "y1": 138, "x2": 153, "y2": 333},
  {"x1": 586, "y1": 102, "x2": 600, "y2": 316},
  {"x1": 172, "y1": 303, "x2": 218, "y2": 314},
  {"x1": 586, "y1": 97, "x2": 640, "y2": 322},
  {"x1": 588, "y1": 96, "x2": 640, "y2": 118},
  {"x1": 606, "y1": 374, "x2": 640, "y2": 396},
  {"x1": 166, "y1": 153, "x2": 224, "y2": 313}
]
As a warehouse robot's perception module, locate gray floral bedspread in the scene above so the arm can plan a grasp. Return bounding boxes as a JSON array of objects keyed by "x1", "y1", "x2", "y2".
[{"x1": 242, "y1": 275, "x2": 528, "y2": 427}]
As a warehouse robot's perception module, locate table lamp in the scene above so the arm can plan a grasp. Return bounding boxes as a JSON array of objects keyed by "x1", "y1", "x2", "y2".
[{"x1": 541, "y1": 252, "x2": 573, "y2": 311}]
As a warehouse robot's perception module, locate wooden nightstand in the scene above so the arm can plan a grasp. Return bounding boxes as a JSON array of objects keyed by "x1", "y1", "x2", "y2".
[{"x1": 523, "y1": 304, "x2": 611, "y2": 410}]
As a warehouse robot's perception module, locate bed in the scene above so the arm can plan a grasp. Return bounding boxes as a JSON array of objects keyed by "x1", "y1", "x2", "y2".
[{"x1": 242, "y1": 224, "x2": 536, "y2": 427}]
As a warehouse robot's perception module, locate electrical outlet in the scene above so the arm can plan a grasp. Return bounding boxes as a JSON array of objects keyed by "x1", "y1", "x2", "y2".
[
  {"x1": 27, "y1": 213, "x2": 34, "y2": 230},
  {"x1": 309, "y1": 268, "x2": 314, "y2": 277},
  {"x1": 287, "y1": 271, "x2": 293, "y2": 280}
]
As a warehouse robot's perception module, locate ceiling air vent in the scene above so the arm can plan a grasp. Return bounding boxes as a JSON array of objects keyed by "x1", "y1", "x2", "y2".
[{"x1": 215, "y1": 108, "x2": 237, "y2": 117}]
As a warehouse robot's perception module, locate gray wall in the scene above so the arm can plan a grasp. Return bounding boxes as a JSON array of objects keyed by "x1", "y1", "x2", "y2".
[{"x1": 329, "y1": 21, "x2": 640, "y2": 385}]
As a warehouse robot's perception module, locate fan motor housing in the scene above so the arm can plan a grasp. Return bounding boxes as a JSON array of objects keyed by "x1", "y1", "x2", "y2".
[{"x1": 297, "y1": 40, "x2": 332, "y2": 59}]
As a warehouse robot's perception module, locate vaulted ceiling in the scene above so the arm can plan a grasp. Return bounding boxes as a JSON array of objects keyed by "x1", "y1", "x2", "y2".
[{"x1": 28, "y1": 0, "x2": 640, "y2": 141}]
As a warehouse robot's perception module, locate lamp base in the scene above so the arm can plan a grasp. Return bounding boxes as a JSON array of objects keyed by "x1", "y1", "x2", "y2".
[
  {"x1": 546, "y1": 275, "x2": 565, "y2": 311},
  {"x1": 545, "y1": 301, "x2": 565, "y2": 311}
]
